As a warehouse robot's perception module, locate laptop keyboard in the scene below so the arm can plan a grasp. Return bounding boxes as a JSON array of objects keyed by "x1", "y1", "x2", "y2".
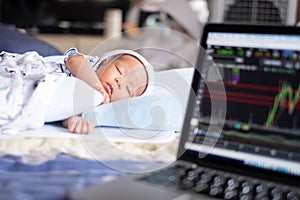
[{"x1": 138, "y1": 164, "x2": 300, "y2": 200}]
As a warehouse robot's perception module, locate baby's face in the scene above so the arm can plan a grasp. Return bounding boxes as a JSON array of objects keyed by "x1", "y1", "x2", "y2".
[{"x1": 96, "y1": 55, "x2": 148, "y2": 102}]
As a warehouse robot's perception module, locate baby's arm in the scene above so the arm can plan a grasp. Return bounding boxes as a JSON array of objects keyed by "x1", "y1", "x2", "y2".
[
  {"x1": 62, "y1": 116, "x2": 95, "y2": 134},
  {"x1": 65, "y1": 54, "x2": 110, "y2": 104}
]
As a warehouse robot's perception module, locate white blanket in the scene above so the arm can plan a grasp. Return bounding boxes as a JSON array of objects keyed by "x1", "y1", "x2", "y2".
[{"x1": 0, "y1": 51, "x2": 65, "y2": 134}]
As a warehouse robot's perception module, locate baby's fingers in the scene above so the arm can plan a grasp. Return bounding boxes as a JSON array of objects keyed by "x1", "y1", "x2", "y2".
[
  {"x1": 102, "y1": 92, "x2": 110, "y2": 104},
  {"x1": 67, "y1": 117, "x2": 77, "y2": 133},
  {"x1": 87, "y1": 121, "x2": 95, "y2": 134},
  {"x1": 95, "y1": 84, "x2": 110, "y2": 104},
  {"x1": 78, "y1": 120, "x2": 95, "y2": 134},
  {"x1": 67, "y1": 116, "x2": 95, "y2": 134},
  {"x1": 74, "y1": 120, "x2": 83, "y2": 134},
  {"x1": 97, "y1": 89, "x2": 110, "y2": 104}
]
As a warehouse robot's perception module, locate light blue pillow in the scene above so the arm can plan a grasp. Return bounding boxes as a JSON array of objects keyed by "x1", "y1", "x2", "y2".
[{"x1": 83, "y1": 68, "x2": 194, "y2": 131}]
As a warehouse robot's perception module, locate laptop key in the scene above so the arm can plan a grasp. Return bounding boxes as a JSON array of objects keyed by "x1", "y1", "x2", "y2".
[
  {"x1": 209, "y1": 185, "x2": 223, "y2": 197},
  {"x1": 224, "y1": 189, "x2": 238, "y2": 200},
  {"x1": 212, "y1": 175, "x2": 225, "y2": 187},
  {"x1": 240, "y1": 181, "x2": 254, "y2": 196},
  {"x1": 223, "y1": 178, "x2": 240, "y2": 199},
  {"x1": 180, "y1": 176, "x2": 195, "y2": 189},
  {"x1": 179, "y1": 168, "x2": 200, "y2": 189},
  {"x1": 192, "y1": 172, "x2": 213, "y2": 193},
  {"x1": 226, "y1": 178, "x2": 240, "y2": 190},
  {"x1": 270, "y1": 187, "x2": 284, "y2": 200},
  {"x1": 240, "y1": 194, "x2": 254, "y2": 200},
  {"x1": 193, "y1": 181, "x2": 210, "y2": 193},
  {"x1": 254, "y1": 193, "x2": 269, "y2": 200},
  {"x1": 286, "y1": 191, "x2": 299, "y2": 200},
  {"x1": 199, "y1": 172, "x2": 213, "y2": 183}
]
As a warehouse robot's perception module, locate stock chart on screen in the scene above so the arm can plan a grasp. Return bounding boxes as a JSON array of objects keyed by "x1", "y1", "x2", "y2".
[{"x1": 194, "y1": 33, "x2": 300, "y2": 159}]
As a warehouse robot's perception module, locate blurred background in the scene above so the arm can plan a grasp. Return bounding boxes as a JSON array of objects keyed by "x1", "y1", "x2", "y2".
[
  {"x1": 0, "y1": 0, "x2": 300, "y2": 70},
  {"x1": 0, "y1": 0, "x2": 299, "y2": 34}
]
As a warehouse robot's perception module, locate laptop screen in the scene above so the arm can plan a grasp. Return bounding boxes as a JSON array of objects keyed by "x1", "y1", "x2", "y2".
[{"x1": 182, "y1": 24, "x2": 300, "y2": 177}]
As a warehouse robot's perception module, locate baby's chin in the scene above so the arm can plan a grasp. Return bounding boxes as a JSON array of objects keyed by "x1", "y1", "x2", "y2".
[
  {"x1": 110, "y1": 93, "x2": 129, "y2": 102},
  {"x1": 109, "y1": 94, "x2": 119, "y2": 102},
  {"x1": 110, "y1": 97, "x2": 120, "y2": 103}
]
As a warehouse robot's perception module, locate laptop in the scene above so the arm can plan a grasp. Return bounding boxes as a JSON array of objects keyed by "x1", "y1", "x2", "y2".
[{"x1": 69, "y1": 23, "x2": 300, "y2": 200}]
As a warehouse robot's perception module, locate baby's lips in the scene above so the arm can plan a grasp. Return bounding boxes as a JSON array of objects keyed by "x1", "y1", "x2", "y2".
[{"x1": 106, "y1": 82, "x2": 114, "y2": 96}]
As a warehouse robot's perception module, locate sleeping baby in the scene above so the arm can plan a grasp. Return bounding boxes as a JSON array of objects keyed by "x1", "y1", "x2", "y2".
[
  {"x1": 0, "y1": 48, "x2": 154, "y2": 134},
  {"x1": 61, "y1": 48, "x2": 154, "y2": 134}
]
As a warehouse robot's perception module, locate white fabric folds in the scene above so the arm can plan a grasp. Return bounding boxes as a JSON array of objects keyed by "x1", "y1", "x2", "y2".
[{"x1": 0, "y1": 51, "x2": 65, "y2": 134}]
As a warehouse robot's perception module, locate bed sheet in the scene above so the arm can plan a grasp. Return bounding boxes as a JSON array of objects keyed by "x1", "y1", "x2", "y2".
[
  {"x1": 0, "y1": 123, "x2": 179, "y2": 200},
  {"x1": 0, "y1": 123, "x2": 179, "y2": 165}
]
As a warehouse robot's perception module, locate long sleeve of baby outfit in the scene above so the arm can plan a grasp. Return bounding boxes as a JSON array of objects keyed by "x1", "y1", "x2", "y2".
[{"x1": 62, "y1": 48, "x2": 102, "y2": 76}]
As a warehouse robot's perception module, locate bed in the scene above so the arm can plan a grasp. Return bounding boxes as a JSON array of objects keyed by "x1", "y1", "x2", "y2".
[
  {"x1": 0, "y1": 68, "x2": 192, "y2": 199},
  {"x1": 0, "y1": 25, "x2": 197, "y2": 200},
  {"x1": 0, "y1": 123, "x2": 181, "y2": 199}
]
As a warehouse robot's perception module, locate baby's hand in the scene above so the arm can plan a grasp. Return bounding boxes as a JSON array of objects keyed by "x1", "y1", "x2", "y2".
[
  {"x1": 94, "y1": 83, "x2": 110, "y2": 104},
  {"x1": 63, "y1": 116, "x2": 95, "y2": 134}
]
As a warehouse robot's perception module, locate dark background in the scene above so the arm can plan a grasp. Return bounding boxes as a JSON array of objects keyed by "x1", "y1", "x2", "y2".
[{"x1": 0, "y1": 0, "x2": 130, "y2": 34}]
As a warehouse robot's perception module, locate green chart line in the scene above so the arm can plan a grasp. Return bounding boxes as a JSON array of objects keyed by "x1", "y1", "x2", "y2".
[{"x1": 266, "y1": 82, "x2": 300, "y2": 127}]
